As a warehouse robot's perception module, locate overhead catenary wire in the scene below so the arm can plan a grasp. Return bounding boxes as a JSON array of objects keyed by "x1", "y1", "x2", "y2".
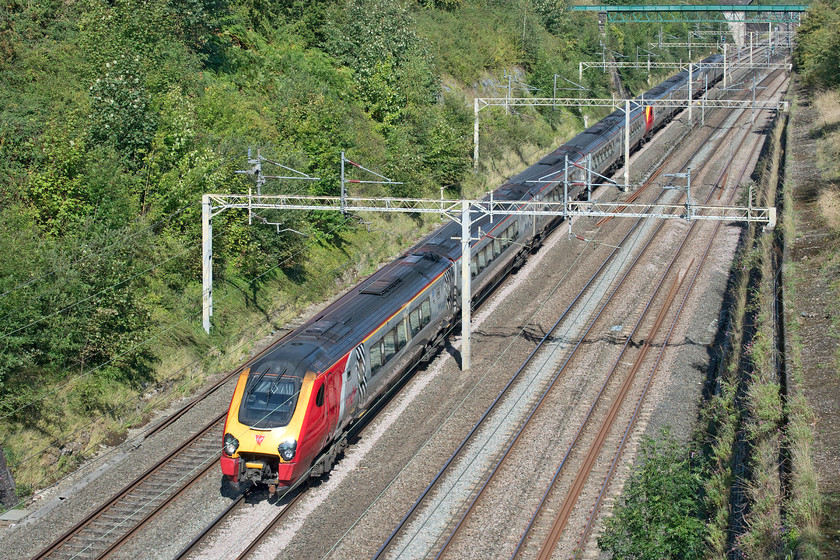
[
  {"x1": 0, "y1": 204, "x2": 200, "y2": 325},
  {"x1": 2, "y1": 148, "x2": 455, "y2": 447},
  {"x1": 2, "y1": 212, "x2": 357, "y2": 468},
  {"x1": 0, "y1": 211, "x2": 356, "y2": 425},
  {"x1": 9, "y1": 143, "x2": 538, "y2": 507},
  {"x1": 0, "y1": 151, "x2": 239, "y2": 308},
  {"x1": 2, "y1": 174, "x2": 308, "y2": 363},
  {"x1": 0, "y1": 242, "x2": 199, "y2": 342},
  {"x1": 0, "y1": 202, "x2": 197, "y2": 303}
]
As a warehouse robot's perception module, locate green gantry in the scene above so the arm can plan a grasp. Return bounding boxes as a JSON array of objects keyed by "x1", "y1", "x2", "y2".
[{"x1": 569, "y1": 5, "x2": 809, "y2": 23}]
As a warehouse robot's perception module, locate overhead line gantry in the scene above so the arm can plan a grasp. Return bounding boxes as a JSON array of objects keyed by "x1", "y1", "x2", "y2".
[{"x1": 569, "y1": 4, "x2": 809, "y2": 24}]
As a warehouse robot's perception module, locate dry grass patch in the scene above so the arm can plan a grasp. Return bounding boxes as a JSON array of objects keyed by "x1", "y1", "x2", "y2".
[
  {"x1": 817, "y1": 186, "x2": 840, "y2": 232},
  {"x1": 813, "y1": 89, "x2": 840, "y2": 126},
  {"x1": 814, "y1": 89, "x2": 840, "y2": 181}
]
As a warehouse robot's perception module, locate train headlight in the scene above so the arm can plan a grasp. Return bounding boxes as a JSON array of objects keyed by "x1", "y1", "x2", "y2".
[
  {"x1": 278, "y1": 439, "x2": 297, "y2": 462},
  {"x1": 224, "y1": 433, "x2": 239, "y2": 456}
]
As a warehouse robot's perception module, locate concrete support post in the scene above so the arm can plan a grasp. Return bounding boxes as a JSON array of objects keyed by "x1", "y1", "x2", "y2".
[
  {"x1": 624, "y1": 99, "x2": 630, "y2": 190},
  {"x1": 579, "y1": 62, "x2": 583, "y2": 82},
  {"x1": 688, "y1": 63, "x2": 693, "y2": 123},
  {"x1": 768, "y1": 23, "x2": 773, "y2": 63},
  {"x1": 750, "y1": 32, "x2": 753, "y2": 66},
  {"x1": 340, "y1": 151, "x2": 346, "y2": 214},
  {"x1": 686, "y1": 167, "x2": 693, "y2": 221},
  {"x1": 202, "y1": 194, "x2": 212, "y2": 334},
  {"x1": 460, "y1": 200, "x2": 471, "y2": 372},
  {"x1": 473, "y1": 98, "x2": 479, "y2": 170},
  {"x1": 723, "y1": 43, "x2": 728, "y2": 88},
  {"x1": 506, "y1": 73, "x2": 511, "y2": 114},
  {"x1": 564, "y1": 154, "x2": 569, "y2": 217}
]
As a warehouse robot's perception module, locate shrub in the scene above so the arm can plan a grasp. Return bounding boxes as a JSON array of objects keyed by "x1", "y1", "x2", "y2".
[{"x1": 599, "y1": 433, "x2": 707, "y2": 560}]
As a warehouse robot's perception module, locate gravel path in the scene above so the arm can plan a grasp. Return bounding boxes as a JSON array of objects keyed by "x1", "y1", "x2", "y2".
[{"x1": 786, "y1": 80, "x2": 840, "y2": 558}]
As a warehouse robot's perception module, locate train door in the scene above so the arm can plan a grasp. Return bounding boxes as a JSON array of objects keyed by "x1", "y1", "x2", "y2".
[
  {"x1": 304, "y1": 378, "x2": 329, "y2": 453},
  {"x1": 338, "y1": 346, "x2": 366, "y2": 431},
  {"x1": 325, "y1": 368, "x2": 340, "y2": 441}
]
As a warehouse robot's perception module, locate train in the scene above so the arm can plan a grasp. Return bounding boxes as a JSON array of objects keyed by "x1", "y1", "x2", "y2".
[{"x1": 220, "y1": 54, "x2": 726, "y2": 495}]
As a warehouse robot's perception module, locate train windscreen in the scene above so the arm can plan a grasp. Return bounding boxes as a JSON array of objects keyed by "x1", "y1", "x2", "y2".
[{"x1": 238, "y1": 370, "x2": 302, "y2": 428}]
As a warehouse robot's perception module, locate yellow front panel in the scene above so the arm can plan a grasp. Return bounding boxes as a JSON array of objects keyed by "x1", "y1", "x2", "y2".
[{"x1": 224, "y1": 368, "x2": 316, "y2": 461}]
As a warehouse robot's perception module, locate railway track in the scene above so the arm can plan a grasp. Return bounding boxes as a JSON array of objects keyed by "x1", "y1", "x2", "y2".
[
  {"x1": 173, "y1": 481, "x2": 306, "y2": 560},
  {"x1": 29, "y1": 52, "x2": 787, "y2": 560},
  {"x1": 370, "y1": 66, "x2": 788, "y2": 560},
  {"x1": 30, "y1": 327, "x2": 295, "y2": 560},
  {"x1": 563, "y1": 113, "x2": 775, "y2": 560},
  {"x1": 480, "y1": 71, "x2": 789, "y2": 560},
  {"x1": 33, "y1": 415, "x2": 224, "y2": 560}
]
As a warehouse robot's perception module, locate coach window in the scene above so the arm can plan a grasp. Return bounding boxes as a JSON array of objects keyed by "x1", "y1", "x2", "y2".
[
  {"x1": 471, "y1": 256, "x2": 478, "y2": 278},
  {"x1": 420, "y1": 299, "x2": 431, "y2": 328},
  {"x1": 315, "y1": 383, "x2": 325, "y2": 407},
  {"x1": 370, "y1": 340, "x2": 383, "y2": 375},
  {"x1": 409, "y1": 308, "x2": 421, "y2": 336},
  {"x1": 477, "y1": 246, "x2": 486, "y2": 271},
  {"x1": 493, "y1": 237, "x2": 501, "y2": 257},
  {"x1": 383, "y1": 329, "x2": 397, "y2": 362},
  {"x1": 397, "y1": 318, "x2": 408, "y2": 350}
]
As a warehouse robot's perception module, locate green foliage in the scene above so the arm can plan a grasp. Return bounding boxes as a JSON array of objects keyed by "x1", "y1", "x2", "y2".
[
  {"x1": 23, "y1": 123, "x2": 92, "y2": 233},
  {"x1": 599, "y1": 434, "x2": 707, "y2": 560},
  {"x1": 794, "y1": 0, "x2": 840, "y2": 88},
  {"x1": 418, "y1": 0, "x2": 463, "y2": 10},
  {"x1": 89, "y1": 55, "x2": 156, "y2": 167},
  {"x1": 325, "y1": 0, "x2": 437, "y2": 126},
  {"x1": 0, "y1": 214, "x2": 156, "y2": 419}
]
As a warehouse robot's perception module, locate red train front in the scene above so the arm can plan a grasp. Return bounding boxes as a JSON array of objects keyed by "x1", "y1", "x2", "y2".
[{"x1": 220, "y1": 340, "x2": 353, "y2": 494}]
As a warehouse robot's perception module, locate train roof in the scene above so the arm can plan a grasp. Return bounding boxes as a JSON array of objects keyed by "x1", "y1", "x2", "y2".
[{"x1": 262, "y1": 246, "x2": 454, "y2": 373}]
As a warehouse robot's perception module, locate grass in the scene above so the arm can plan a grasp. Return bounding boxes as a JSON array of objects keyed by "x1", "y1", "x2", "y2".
[
  {"x1": 813, "y1": 89, "x2": 840, "y2": 182},
  {"x1": 784, "y1": 90, "x2": 840, "y2": 557},
  {"x1": 696, "y1": 96, "x2": 821, "y2": 559}
]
